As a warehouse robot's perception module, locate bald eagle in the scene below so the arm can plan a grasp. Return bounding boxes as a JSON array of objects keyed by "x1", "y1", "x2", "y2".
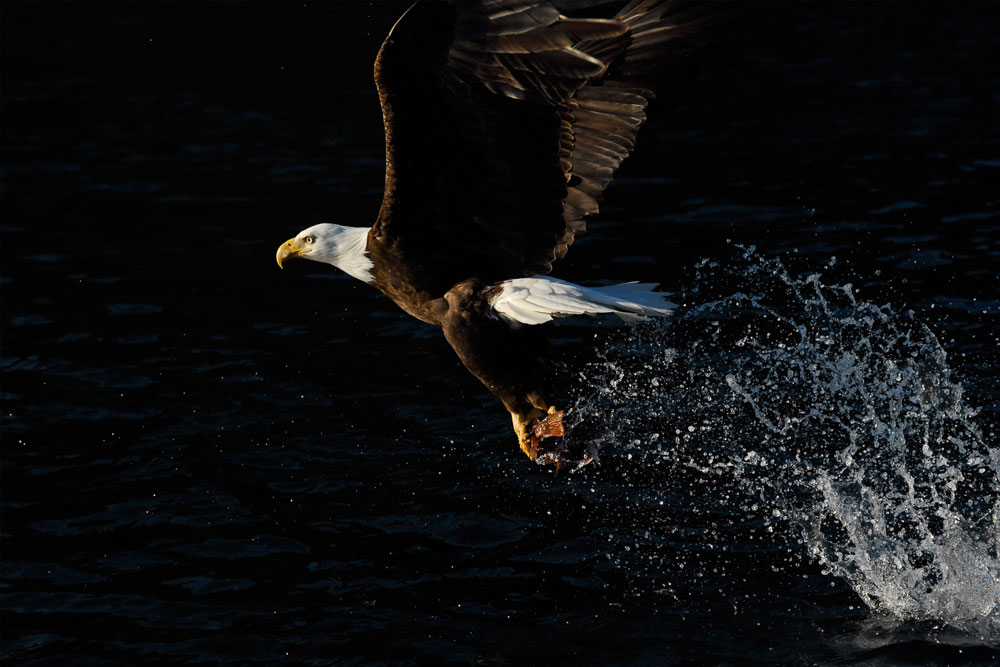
[{"x1": 276, "y1": 0, "x2": 727, "y2": 466}]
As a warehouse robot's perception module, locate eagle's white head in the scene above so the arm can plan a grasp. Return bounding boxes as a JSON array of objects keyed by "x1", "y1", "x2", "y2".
[{"x1": 275, "y1": 223, "x2": 374, "y2": 284}]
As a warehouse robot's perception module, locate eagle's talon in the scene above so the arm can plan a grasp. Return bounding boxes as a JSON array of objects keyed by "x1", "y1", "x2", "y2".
[
  {"x1": 513, "y1": 407, "x2": 594, "y2": 468},
  {"x1": 513, "y1": 407, "x2": 545, "y2": 460},
  {"x1": 514, "y1": 407, "x2": 583, "y2": 467}
]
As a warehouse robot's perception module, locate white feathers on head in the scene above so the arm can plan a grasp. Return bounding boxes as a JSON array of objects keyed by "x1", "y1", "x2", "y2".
[{"x1": 294, "y1": 223, "x2": 374, "y2": 284}]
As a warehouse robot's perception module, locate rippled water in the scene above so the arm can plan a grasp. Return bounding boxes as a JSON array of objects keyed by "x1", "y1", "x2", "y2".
[{"x1": 3, "y1": 2, "x2": 999, "y2": 665}]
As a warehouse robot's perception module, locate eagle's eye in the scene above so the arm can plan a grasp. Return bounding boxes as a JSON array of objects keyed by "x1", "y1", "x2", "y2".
[{"x1": 303, "y1": 236, "x2": 314, "y2": 244}]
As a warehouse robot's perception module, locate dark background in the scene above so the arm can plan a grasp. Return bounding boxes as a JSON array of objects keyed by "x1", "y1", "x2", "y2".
[{"x1": 2, "y1": 2, "x2": 999, "y2": 664}]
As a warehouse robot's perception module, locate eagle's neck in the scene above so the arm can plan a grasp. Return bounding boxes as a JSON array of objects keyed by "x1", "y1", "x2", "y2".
[{"x1": 319, "y1": 225, "x2": 375, "y2": 284}]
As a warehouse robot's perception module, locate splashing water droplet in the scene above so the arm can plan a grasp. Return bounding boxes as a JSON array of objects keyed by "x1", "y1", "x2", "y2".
[{"x1": 566, "y1": 248, "x2": 999, "y2": 636}]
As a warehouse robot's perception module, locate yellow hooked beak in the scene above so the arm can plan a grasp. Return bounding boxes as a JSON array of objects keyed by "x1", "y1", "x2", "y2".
[{"x1": 276, "y1": 237, "x2": 306, "y2": 269}]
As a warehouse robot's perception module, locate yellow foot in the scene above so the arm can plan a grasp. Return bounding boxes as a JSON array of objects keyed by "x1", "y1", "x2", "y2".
[
  {"x1": 512, "y1": 407, "x2": 544, "y2": 459},
  {"x1": 512, "y1": 406, "x2": 565, "y2": 462}
]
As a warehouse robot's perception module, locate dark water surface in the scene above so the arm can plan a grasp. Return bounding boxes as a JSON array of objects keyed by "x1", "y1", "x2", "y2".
[{"x1": 3, "y1": 2, "x2": 999, "y2": 665}]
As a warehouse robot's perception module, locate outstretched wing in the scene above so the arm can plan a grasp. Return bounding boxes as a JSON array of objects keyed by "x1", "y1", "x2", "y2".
[{"x1": 370, "y1": 0, "x2": 728, "y2": 291}]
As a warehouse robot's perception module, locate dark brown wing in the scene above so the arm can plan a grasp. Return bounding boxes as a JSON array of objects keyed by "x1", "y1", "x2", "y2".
[
  {"x1": 370, "y1": 0, "x2": 729, "y2": 292},
  {"x1": 563, "y1": 1, "x2": 732, "y2": 237}
]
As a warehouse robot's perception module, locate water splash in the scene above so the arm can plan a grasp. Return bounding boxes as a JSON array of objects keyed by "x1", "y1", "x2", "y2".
[{"x1": 569, "y1": 247, "x2": 1000, "y2": 635}]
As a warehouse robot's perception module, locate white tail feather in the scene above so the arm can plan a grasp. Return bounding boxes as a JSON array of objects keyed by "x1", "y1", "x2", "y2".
[{"x1": 490, "y1": 276, "x2": 675, "y2": 326}]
